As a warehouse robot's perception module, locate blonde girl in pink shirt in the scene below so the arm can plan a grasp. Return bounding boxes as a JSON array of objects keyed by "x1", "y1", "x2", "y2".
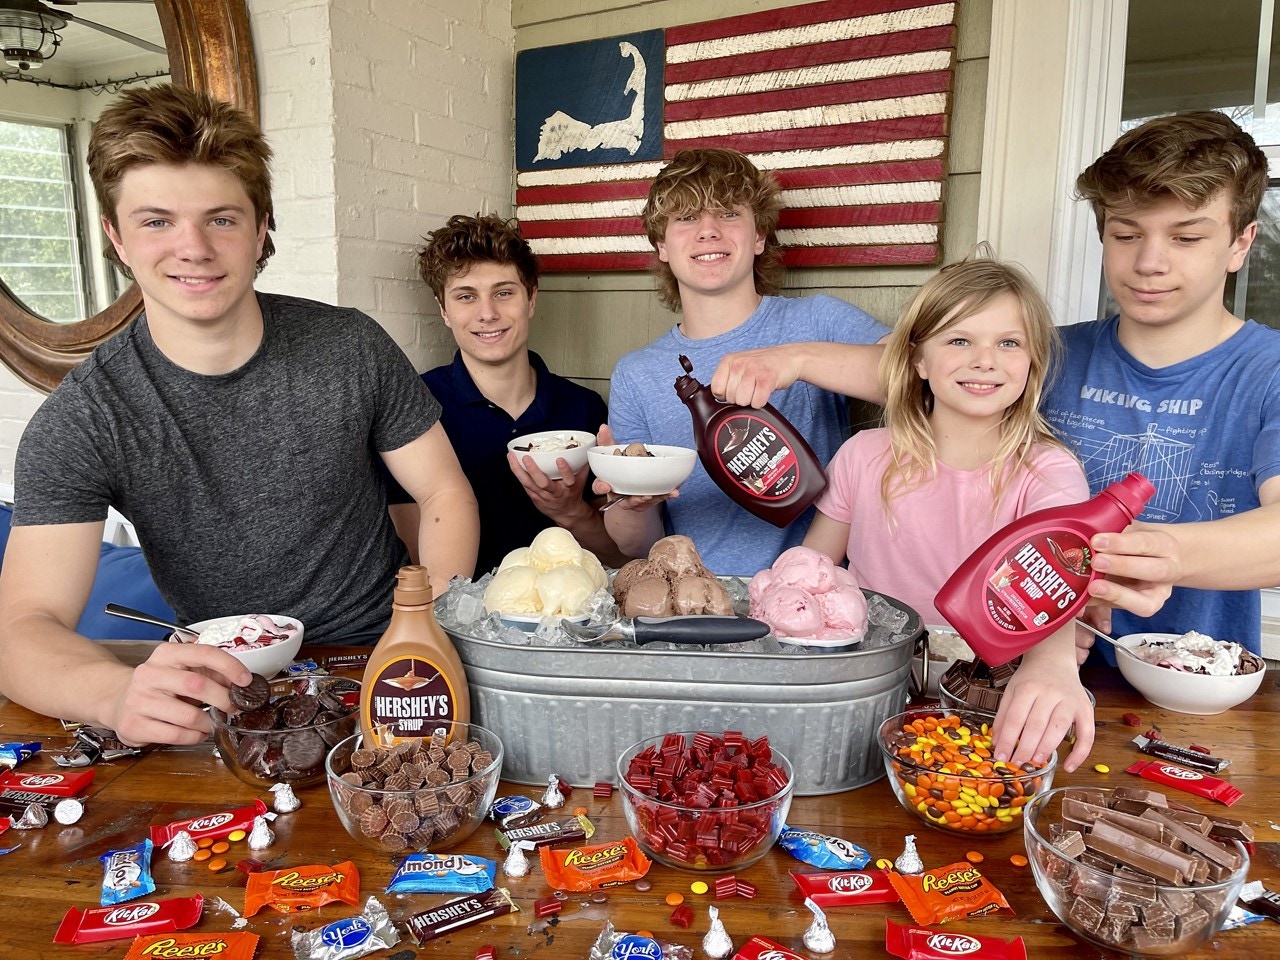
[{"x1": 803, "y1": 256, "x2": 1097, "y2": 772}]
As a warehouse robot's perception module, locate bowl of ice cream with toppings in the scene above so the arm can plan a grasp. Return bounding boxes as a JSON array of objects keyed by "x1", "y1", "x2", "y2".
[
  {"x1": 185, "y1": 614, "x2": 304, "y2": 678},
  {"x1": 588, "y1": 443, "x2": 696, "y2": 496},
  {"x1": 482, "y1": 528, "x2": 607, "y2": 630},
  {"x1": 507, "y1": 429, "x2": 596, "y2": 479},
  {"x1": 748, "y1": 547, "x2": 869, "y2": 650},
  {"x1": 1115, "y1": 631, "x2": 1266, "y2": 715}
]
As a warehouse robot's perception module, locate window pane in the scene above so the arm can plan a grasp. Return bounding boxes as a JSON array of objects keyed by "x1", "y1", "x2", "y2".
[{"x1": 0, "y1": 118, "x2": 88, "y2": 323}]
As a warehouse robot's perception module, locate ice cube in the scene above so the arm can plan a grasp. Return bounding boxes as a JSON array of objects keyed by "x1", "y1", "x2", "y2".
[
  {"x1": 454, "y1": 592, "x2": 485, "y2": 625},
  {"x1": 867, "y1": 594, "x2": 910, "y2": 632}
]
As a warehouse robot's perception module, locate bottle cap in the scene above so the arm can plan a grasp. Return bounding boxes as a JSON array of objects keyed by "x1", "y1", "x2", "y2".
[
  {"x1": 393, "y1": 565, "x2": 435, "y2": 607},
  {"x1": 673, "y1": 354, "x2": 701, "y2": 399},
  {"x1": 1104, "y1": 473, "x2": 1155, "y2": 518}
]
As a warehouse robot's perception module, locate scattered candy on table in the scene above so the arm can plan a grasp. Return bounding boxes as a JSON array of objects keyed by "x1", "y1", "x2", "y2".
[
  {"x1": 895, "y1": 834, "x2": 924, "y2": 874},
  {"x1": 702, "y1": 904, "x2": 733, "y2": 959}
]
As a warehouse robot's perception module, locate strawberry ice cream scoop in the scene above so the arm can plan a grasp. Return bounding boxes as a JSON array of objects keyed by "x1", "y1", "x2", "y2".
[
  {"x1": 749, "y1": 546, "x2": 870, "y2": 642},
  {"x1": 754, "y1": 585, "x2": 825, "y2": 638}
]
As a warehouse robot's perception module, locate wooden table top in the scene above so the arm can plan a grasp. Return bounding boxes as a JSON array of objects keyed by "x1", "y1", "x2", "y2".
[{"x1": 0, "y1": 643, "x2": 1276, "y2": 958}]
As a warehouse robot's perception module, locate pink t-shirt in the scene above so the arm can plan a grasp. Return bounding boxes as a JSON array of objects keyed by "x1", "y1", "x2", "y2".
[{"x1": 815, "y1": 428, "x2": 1089, "y2": 625}]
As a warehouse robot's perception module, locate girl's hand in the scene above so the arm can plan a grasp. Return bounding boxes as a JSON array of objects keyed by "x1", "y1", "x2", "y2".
[{"x1": 990, "y1": 642, "x2": 1095, "y2": 774}]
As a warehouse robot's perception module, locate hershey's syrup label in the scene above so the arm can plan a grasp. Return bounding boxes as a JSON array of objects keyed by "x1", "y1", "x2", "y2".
[
  {"x1": 981, "y1": 530, "x2": 1090, "y2": 632},
  {"x1": 713, "y1": 414, "x2": 799, "y2": 500},
  {"x1": 366, "y1": 655, "x2": 458, "y2": 737}
]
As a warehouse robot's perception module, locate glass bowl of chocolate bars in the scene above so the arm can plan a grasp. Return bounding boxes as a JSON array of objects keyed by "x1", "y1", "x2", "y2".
[
  {"x1": 1024, "y1": 786, "x2": 1250, "y2": 956},
  {"x1": 210, "y1": 674, "x2": 360, "y2": 789},
  {"x1": 325, "y1": 722, "x2": 503, "y2": 853}
]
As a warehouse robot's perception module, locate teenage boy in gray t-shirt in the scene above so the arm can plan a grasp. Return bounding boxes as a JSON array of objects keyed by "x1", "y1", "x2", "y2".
[{"x1": 0, "y1": 86, "x2": 478, "y2": 748}]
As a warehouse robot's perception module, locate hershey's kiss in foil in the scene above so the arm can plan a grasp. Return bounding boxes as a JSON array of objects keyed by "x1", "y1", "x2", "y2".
[
  {"x1": 540, "y1": 774, "x2": 566, "y2": 810},
  {"x1": 502, "y1": 839, "x2": 533, "y2": 878},
  {"x1": 702, "y1": 905, "x2": 733, "y2": 959},
  {"x1": 895, "y1": 833, "x2": 924, "y2": 874},
  {"x1": 10, "y1": 802, "x2": 48, "y2": 829},
  {"x1": 269, "y1": 782, "x2": 301, "y2": 814},
  {"x1": 247, "y1": 815, "x2": 275, "y2": 850},
  {"x1": 54, "y1": 797, "x2": 84, "y2": 825},
  {"x1": 167, "y1": 830, "x2": 197, "y2": 862},
  {"x1": 802, "y1": 897, "x2": 836, "y2": 954}
]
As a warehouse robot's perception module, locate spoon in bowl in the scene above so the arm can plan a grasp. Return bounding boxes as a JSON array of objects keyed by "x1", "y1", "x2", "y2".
[
  {"x1": 104, "y1": 603, "x2": 200, "y2": 641},
  {"x1": 1072, "y1": 617, "x2": 1144, "y2": 661}
]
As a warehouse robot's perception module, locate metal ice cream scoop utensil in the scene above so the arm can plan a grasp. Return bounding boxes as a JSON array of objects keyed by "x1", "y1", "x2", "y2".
[
  {"x1": 1072, "y1": 617, "x2": 1144, "y2": 661},
  {"x1": 561, "y1": 615, "x2": 772, "y2": 646},
  {"x1": 104, "y1": 603, "x2": 200, "y2": 641}
]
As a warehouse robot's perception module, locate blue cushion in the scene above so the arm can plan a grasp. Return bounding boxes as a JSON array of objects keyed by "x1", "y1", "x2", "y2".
[
  {"x1": 78, "y1": 542, "x2": 176, "y2": 640},
  {"x1": 0, "y1": 504, "x2": 175, "y2": 640}
]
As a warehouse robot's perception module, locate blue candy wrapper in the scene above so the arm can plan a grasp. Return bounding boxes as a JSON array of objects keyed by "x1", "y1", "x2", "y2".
[
  {"x1": 386, "y1": 853, "x2": 496, "y2": 894},
  {"x1": 779, "y1": 826, "x2": 871, "y2": 870},
  {"x1": 488, "y1": 794, "x2": 542, "y2": 829},
  {"x1": 100, "y1": 838, "x2": 155, "y2": 906},
  {"x1": 0, "y1": 742, "x2": 40, "y2": 768}
]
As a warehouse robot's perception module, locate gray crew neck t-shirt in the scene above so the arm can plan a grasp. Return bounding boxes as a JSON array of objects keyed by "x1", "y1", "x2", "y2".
[{"x1": 14, "y1": 292, "x2": 440, "y2": 643}]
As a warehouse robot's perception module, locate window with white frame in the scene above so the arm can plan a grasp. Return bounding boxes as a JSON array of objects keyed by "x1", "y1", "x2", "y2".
[{"x1": 0, "y1": 117, "x2": 89, "y2": 323}]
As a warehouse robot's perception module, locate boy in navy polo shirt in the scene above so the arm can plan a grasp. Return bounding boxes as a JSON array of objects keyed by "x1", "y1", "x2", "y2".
[{"x1": 388, "y1": 215, "x2": 624, "y2": 574}]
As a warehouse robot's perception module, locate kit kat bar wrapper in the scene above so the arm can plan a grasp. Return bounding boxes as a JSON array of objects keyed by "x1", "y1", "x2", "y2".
[
  {"x1": 54, "y1": 895, "x2": 204, "y2": 944},
  {"x1": 406, "y1": 887, "x2": 517, "y2": 943},
  {"x1": 733, "y1": 935, "x2": 809, "y2": 959},
  {"x1": 885, "y1": 920, "x2": 1027, "y2": 960},
  {"x1": 791, "y1": 870, "x2": 900, "y2": 906},
  {"x1": 1132, "y1": 735, "x2": 1229, "y2": 773},
  {"x1": 149, "y1": 799, "x2": 268, "y2": 847},
  {"x1": 0, "y1": 768, "x2": 95, "y2": 797},
  {"x1": 1125, "y1": 760, "x2": 1242, "y2": 806}
]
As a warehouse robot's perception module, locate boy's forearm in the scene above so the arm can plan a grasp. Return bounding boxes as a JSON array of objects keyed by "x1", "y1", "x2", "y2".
[
  {"x1": 602, "y1": 505, "x2": 665, "y2": 561},
  {"x1": 1161, "y1": 499, "x2": 1280, "y2": 591},
  {"x1": 558, "y1": 502, "x2": 630, "y2": 567},
  {"x1": 791, "y1": 341, "x2": 887, "y2": 403}
]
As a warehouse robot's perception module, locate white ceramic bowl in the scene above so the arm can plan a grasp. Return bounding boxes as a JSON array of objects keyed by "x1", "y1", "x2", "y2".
[
  {"x1": 507, "y1": 430, "x2": 596, "y2": 480},
  {"x1": 180, "y1": 614, "x2": 304, "y2": 679},
  {"x1": 588, "y1": 444, "x2": 697, "y2": 496},
  {"x1": 1115, "y1": 632, "x2": 1266, "y2": 715}
]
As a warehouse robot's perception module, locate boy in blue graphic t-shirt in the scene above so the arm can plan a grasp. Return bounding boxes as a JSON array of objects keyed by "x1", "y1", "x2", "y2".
[{"x1": 1042, "y1": 111, "x2": 1280, "y2": 656}]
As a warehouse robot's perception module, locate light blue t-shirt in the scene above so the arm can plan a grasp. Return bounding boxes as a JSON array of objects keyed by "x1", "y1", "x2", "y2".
[
  {"x1": 609, "y1": 294, "x2": 888, "y2": 575},
  {"x1": 1042, "y1": 316, "x2": 1280, "y2": 654}
]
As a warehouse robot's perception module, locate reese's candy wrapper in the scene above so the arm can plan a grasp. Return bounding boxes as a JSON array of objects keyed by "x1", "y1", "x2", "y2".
[
  {"x1": 778, "y1": 825, "x2": 871, "y2": 869},
  {"x1": 539, "y1": 835, "x2": 652, "y2": 891},
  {"x1": 123, "y1": 932, "x2": 259, "y2": 960},
  {"x1": 885, "y1": 920, "x2": 1027, "y2": 960},
  {"x1": 791, "y1": 869, "x2": 900, "y2": 906},
  {"x1": 889, "y1": 862, "x2": 1012, "y2": 926},
  {"x1": 243, "y1": 860, "x2": 361, "y2": 916},
  {"x1": 292, "y1": 896, "x2": 400, "y2": 960},
  {"x1": 54, "y1": 894, "x2": 204, "y2": 944},
  {"x1": 386, "y1": 853, "x2": 496, "y2": 894},
  {"x1": 150, "y1": 799, "x2": 268, "y2": 847},
  {"x1": 100, "y1": 839, "x2": 155, "y2": 906},
  {"x1": 0, "y1": 767, "x2": 94, "y2": 796}
]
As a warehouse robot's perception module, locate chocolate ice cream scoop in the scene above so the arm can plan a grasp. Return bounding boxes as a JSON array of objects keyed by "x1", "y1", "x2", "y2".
[
  {"x1": 622, "y1": 577, "x2": 675, "y2": 618},
  {"x1": 673, "y1": 574, "x2": 734, "y2": 615},
  {"x1": 648, "y1": 534, "x2": 706, "y2": 579}
]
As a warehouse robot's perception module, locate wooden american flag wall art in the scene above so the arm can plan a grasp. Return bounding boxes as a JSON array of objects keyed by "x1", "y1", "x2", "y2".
[{"x1": 514, "y1": 0, "x2": 958, "y2": 273}]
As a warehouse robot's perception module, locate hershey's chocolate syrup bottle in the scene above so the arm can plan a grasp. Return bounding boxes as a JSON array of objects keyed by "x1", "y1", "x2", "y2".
[
  {"x1": 935, "y1": 472, "x2": 1155, "y2": 667},
  {"x1": 674, "y1": 354, "x2": 827, "y2": 528},
  {"x1": 360, "y1": 565, "x2": 470, "y2": 746}
]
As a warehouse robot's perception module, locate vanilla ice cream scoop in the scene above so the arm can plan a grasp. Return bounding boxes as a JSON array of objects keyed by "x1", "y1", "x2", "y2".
[
  {"x1": 498, "y1": 547, "x2": 532, "y2": 571},
  {"x1": 484, "y1": 564, "x2": 541, "y2": 614},
  {"x1": 536, "y1": 564, "x2": 597, "y2": 616},
  {"x1": 528, "y1": 527, "x2": 584, "y2": 571}
]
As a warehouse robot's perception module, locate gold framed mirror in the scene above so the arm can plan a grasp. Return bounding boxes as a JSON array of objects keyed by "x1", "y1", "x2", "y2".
[{"x1": 0, "y1": 0, "x2": 258, "y2": 393}]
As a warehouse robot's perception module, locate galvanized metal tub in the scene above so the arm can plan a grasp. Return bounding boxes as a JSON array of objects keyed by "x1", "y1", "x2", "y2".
[{"x1": 441, "y1": 590, "x2": 921, "y2": 796}]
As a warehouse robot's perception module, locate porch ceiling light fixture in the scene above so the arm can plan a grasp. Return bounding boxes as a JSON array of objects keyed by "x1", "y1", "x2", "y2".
[{"x1": 0, "y1": 0, "x2": 66, "y2": 71}]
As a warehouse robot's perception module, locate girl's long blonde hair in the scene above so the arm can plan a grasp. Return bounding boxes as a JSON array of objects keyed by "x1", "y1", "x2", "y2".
[{"x1": 879, "y1": 254, "x2": 1065, "y2": 512}]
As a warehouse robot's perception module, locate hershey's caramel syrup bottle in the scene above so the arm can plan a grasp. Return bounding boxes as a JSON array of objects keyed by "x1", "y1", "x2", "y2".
[
  {"x1": 674, "y1": 354, "x2": 828, "y2": 528},
  {"x1": 360, "y1": 565, "x2": 470, "y2": 746}
]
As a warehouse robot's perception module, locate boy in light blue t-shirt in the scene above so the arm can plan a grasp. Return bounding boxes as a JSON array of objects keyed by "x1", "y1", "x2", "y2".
[{"x1": 602, "y1": 148, "x2": 888, "y2": 574}]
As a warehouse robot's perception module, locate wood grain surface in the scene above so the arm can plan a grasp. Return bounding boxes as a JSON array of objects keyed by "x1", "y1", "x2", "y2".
[{"x1": 0, "y1": 645, "x2": 1276, "y2": 958}]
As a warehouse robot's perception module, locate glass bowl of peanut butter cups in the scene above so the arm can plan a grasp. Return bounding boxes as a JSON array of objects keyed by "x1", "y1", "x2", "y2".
[
  {"x1": 1024, "y1": 786, "x2": 1249, "y2": 956},
  {"x1": 325, "y1": 722, "x2": 503, "y2": 852}
]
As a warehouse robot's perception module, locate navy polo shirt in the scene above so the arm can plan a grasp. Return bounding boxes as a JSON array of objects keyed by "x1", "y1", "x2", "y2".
[{"x1": 386, "y1": 351, "x2": 608, "y2": 576}]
